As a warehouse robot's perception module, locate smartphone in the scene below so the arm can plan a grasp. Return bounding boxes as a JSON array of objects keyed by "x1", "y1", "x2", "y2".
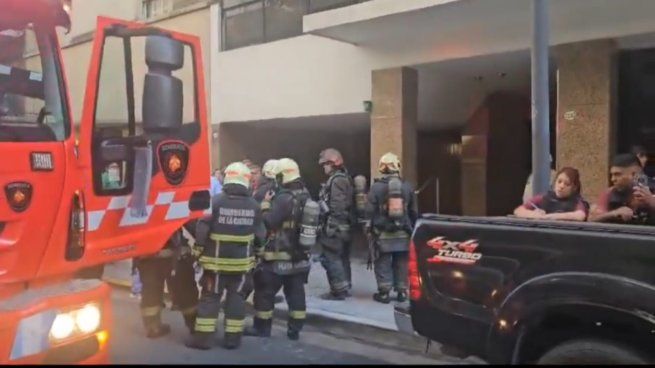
[{"x1": 634, "y1": 173, "x2": 649, "y2": 189}]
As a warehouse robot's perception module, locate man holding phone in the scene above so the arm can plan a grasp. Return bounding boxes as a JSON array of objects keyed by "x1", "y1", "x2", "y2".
[{"x1": 589, "y1": 154, "x2": 655, "y2": 224}]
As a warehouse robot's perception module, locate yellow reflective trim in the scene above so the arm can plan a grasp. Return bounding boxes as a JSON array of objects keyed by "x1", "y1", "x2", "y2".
[
  {"x1": 141, "y1": 306, "x2": 161, "y2": 317},
  {"x1": 262, "y1": 252, "x2": 292, "y2": 261},
  {"x1": 225, "y1": 325, "x2": 243, "y2": 333},
  {"x1": 256, "y1": 310, "x2": 273, "y2": 320},
  {"x1": 195, "y1": 325, "x2": 216, "y2": 332},
  {"x1": 202, "y1": 263, "x2": 253, "y2": 272},
  {"x1": 195, "y1": 318, "x2": 217, "y2": 326},
  {"x1": 282, "y1": 221, "x2": 295, "y2": 229},
  {"x1": 199, "y1": 256, "x2": 254, "y2": 266},
  {"x1": 210, "y1": 233, "x2": 254, "y2": 243},
  {"x1": 225, "y1": 319, "x2": 244, "y2": 327},
  {"x1": 261, "y1": 201, "x2": 271, "y2": 211},
  {"x1": 289, "y1": 310, "x2": 306, "y2": 319}
]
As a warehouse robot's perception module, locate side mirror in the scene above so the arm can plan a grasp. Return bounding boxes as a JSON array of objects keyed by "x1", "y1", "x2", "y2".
[{"x1": 142, "y1": 36, "x2": 184, "y2": 133}]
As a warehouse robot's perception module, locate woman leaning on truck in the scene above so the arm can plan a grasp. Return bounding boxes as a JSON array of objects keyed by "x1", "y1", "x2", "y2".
[{"x1": 514, "y1": 167, "x2": 588, "y2": 221}]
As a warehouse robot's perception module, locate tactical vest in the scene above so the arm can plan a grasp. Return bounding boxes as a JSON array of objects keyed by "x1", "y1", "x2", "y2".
[
  {"x1": 199, "y1": 192, "x2": 260, "y2": 274},
  {"x1": 261, "y1": 188, "x2": 311, "y2": 275},
  {"x1": 539, "y1": 191, "x2": 582, "y2": 214}
]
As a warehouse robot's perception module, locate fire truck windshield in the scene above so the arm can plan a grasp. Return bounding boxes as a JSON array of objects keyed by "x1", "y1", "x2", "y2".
[{"x1": 0, "y1": 25, "x2": 68, "y2": 142}]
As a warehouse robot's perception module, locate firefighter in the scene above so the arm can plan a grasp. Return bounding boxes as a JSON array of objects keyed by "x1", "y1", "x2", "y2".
[
  {"x1": 240, "y1": 159, "x2": 280, "y2": 301},
  {"x1": 136, "y1": 230, "x2": 199, "y2": 338},
  {"x1": 317, "y1": 148, "x2": 355, "y2": 300},
  {"x1": 366, "y1": 152, "x2": 418, "y2": 304},
  {"x1": 186, "y1": 162, "x2": 266, "y2": 350},
  {"x1": 245, "y1": 158, "x2": 314, "y2": 341}
]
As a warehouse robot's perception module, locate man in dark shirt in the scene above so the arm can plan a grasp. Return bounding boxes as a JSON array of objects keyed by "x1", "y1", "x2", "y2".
[{"x1": 589, "y1": 154, "x2": 655, "y2": 224}]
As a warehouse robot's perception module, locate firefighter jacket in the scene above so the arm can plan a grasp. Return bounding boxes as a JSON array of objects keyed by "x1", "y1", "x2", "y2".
[
  {"x1": 318, "y1": 168, "x2": 355, "y2": 240},
  {"x1": 366, "y1": 174, "x2": 418, "y2": 253},
  {"x1": 259, "y1": 180, "x2": 311, "y2": 275},
  {"x1": 194, "y1": 183, "x2": 266, "y2": 274}
]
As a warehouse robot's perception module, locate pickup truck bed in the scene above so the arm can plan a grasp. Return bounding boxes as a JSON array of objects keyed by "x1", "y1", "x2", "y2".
[{"x1": 399, "y1": 214, "x2": 655, "y2": 364}]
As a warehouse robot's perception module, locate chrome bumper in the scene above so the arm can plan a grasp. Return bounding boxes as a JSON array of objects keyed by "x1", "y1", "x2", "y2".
[{"x1": 393, "y1": 301, "x2": 414, "y2": 335}]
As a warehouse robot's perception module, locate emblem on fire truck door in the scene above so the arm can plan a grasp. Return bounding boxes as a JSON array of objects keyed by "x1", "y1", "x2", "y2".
[
  {"x1": 158, "y1": 141, "x2": 189, "y2": 186},
  {"x1": 4, "y1": 182, "x2": 33, "y2": 213}
]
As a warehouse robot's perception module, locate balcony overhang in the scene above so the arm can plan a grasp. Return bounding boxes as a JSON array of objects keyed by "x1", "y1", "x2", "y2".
[{"x1": 304, "y1": 0, "x2": 655, "y2": 63}]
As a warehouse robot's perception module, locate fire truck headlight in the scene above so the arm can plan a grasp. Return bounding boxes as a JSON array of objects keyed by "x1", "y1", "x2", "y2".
[
  {"x1": 49, "y1": 304, "x2": 101, "y2": 341},
  {"x1": 50, "y1": 313, "x2": 75, "y2": 340},
  {"x1": 75, "y1": 304, "x2": 101, "y2": 333}
]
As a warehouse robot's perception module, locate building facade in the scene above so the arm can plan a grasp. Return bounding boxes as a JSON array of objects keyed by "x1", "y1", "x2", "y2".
[{"x1": 35, "y1": 0, "x2": 655, "y2": 215}]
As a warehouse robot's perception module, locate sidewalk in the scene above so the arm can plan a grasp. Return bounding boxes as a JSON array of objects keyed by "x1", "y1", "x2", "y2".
[{"x1": 103, "y1": 256, "x2": 398, "y2": 332}]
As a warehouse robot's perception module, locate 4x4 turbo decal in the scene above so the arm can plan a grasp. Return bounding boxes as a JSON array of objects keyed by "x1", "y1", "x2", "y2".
[{"x1": 426, "y1": 236, "x2": 482, "y2": 265}]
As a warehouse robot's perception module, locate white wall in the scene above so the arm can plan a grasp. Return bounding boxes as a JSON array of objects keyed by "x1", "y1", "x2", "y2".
[
  {"x1": 69, "y1": 0, "x2": 139, "y2": 38},
  {"x1": 213, "y1": 0, "x2": 655, "y2": 125},
  {"x1": 56, "y1": 7, "x2": 211, "y2": 125},
  {"x1": 214, "y1": 34, "x2": 390, "y2": 123}
]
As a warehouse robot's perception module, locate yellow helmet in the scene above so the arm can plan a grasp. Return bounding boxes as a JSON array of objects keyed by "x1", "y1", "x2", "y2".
[
  {"x1": 223, "y1": 162, "x2": 252, "y2": 189},
  {"x1": 277, "y1": 158, "x2": 301, "y2": 184},
  {"x1": 262, "y1": 159, "x2": 279, "y2": 179},
  {"x1": 378, "y1": 152, "x2": 401, "y2": 174}
]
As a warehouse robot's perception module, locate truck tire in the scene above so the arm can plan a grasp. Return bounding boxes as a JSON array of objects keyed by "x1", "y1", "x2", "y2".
[{"x1": 537, "y1": 339, "x2": 650, "y2": 365}]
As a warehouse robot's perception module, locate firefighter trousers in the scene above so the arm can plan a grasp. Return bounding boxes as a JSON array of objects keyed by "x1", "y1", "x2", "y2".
[
  {"x1": 137, "y1": 255, "x2": 199, "y2": 332},
  {"x1": 373, "y1": 251, "x2": 408, "y2": 293},
  {"x1": 319, "y1": 237, "x2": 351, "y2": 293},
  {"x1": 194, "y1": 272, "x2": 246, "y2": 343},
  {"x1": 252, "y1": 266, "x2": 306, "y2": 336},
  {"x1": 239, "y1": 268, "x2": 255, "y2": 300}
]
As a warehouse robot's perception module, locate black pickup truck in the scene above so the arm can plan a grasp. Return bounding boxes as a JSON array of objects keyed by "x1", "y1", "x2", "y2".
[{"x1": 394, "y1": 215, "x2": 655, "y2": 364}]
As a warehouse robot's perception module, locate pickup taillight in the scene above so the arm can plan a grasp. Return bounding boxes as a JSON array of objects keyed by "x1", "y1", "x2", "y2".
[{"x1": 409, "y1": 239, "x2": 422, "y2": 301}]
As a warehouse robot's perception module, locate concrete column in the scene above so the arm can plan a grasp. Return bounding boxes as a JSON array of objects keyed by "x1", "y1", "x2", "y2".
[
  {"x1": 555, "y1": 39, "x2": 617, "y2": 203},
  {"x1": 370, "y1": 67, "x2": 418, "y2": 186}
]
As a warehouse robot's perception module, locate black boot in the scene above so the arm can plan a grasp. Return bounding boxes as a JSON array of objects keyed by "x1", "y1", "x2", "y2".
[
  {"x1": 287, "y1": 329, "x2": 300, "y2": 341},
  {"x1": 373, "y1": 291, "x2": 391, "y2": 304},
  {"x1": 320, "y1": 291, "x2": 347, "y2": 301},
  {"x1": 396, "y1": 290, "x2": 407, "y2": 303},
  {"x1": 243, "y1": 318, "x2": 272, "y2": 337},
  {"x1": 146, "y1": 323, "x2": 171, "y2": 339},
  {"x1": 223, "y1": 333, "x2": 242, "y2": 350},
  {"x1": 185, "y1": 332, "x2": 212, "y2": 350}
]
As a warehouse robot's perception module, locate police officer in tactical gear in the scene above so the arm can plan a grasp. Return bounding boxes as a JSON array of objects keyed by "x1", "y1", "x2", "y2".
[
  {"x1": 317, "y1": 148, "x2": 355, "y2": 300},
  {"x1": 186, "y1": 162, "x2": 266, "y2": 350},
  {"x1": 366, "y1": 152, "x2": 418, "y2": 304},
  {"x1": 245, "y1": 158, "x2": 311, "y2": 341},
  {"x1": 136, "y1": 229, "x2": 199, "y2": 338}
]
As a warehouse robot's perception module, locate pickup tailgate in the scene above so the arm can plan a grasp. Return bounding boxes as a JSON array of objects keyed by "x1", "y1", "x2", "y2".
[{"x1": 410, "y1": 215, "x2": 655, "y2": 360}]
